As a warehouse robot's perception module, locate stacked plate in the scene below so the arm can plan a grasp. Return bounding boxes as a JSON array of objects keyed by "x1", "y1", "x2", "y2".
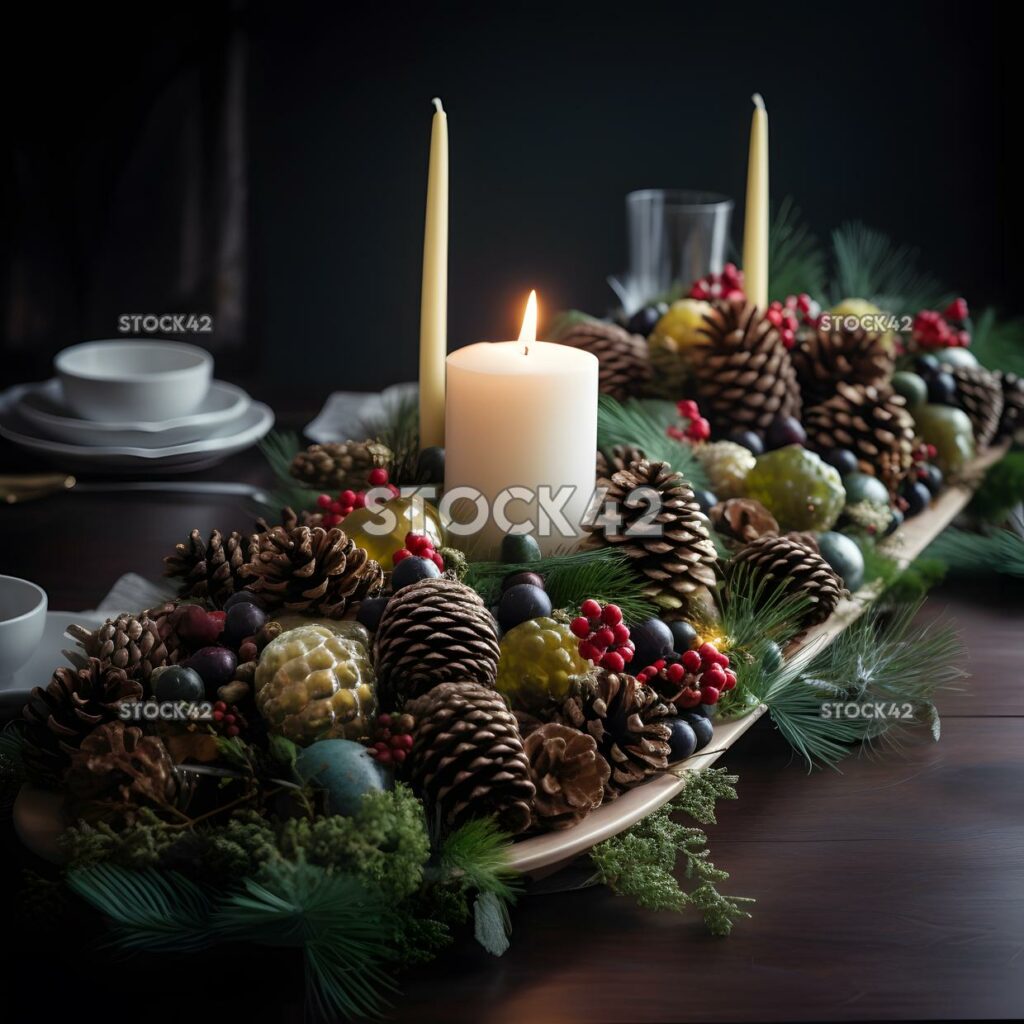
[{"x1": 0, "y1": 340, "x2": 274, "y2": 474}]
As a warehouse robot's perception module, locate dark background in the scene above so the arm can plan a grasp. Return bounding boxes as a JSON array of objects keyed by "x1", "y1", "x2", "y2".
[{"x1": 3, "y1": 0, "x2": 1019, "y2": 398}]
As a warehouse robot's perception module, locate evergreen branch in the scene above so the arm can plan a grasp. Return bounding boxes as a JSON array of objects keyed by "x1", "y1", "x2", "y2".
[
  {"x1": 927, "y1": 527, "x2": 1024, "y2": 578},
  {"x1": 719, "y1": 562, "x2": 812, "y2": 652},
  {"x1": 968, "y1": 451, "x2": 1024, "y2": 524},
  {"x1": 597, "y1": 395, "x2": 710, "y2": 491},
  {"x1": 257, "y1": 430, "x2": 321, "y2": 515},
  {"x1": 970, "y1": 307, "x2": 1024, "y2": 377},
  {"x1": 438, "y1": 818, "x2": 518, "y2": 904},
  {"x1": 361, "y1": 389, "x2": 421, "y2": 484},
  {"x1": 768, "y1": 197, "x2": 827, "y2": 301}
]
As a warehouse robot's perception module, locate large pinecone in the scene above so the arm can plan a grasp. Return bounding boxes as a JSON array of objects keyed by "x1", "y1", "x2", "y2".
[
  {"x1": 554, "y1": 670, "x2": 675, "y2": 797},
  {"x1": 804, "y1": 382, "x2": 916, "y2": 497},
  {"x1": 164, "y1": 528, "x2": 250, "y2": 606},
  {"x1": 65, "y1": 722, "x2": 181, "y2": 825},
  {"x1": 289, "y1": 440, "x2": 393, "y2": 492},
  {"x1": 21, "y1": 659, "x2": 144, "y2": 786},
  {"x1": 523, "y1": 722, "x2": 610, "y2": 830},
  {"x1": 944, "y1": 363, "x2": 1004, "y2": 448},
  {"x1": 595, "y1": 444, "x2": 647, "y2": 482},
  {"x1": 66, "y1": 613, "x2": 171, "y2": 683},
  {"x1": 556, "y1": 320, "x2": 651, "y2": 400},
  {"x1": 406, "y1": 681, "x2": 535, "y2": 834},
  {"x1": 586, "y1": 458, "x2": 718, "y2": 609},
  {"x1": 374, "y1": 578, "x2": 500, "y2": 710},
  {"x1": 727, "y1": 534, "x2": 843, "y2": 628},
  {"x1": 241, "y1": 525, "x2": 384, "y2": 618},
  {"x1": 690, "y1": 300, "x2": 802, "y2": 435},
  {"x1": 790, "y1": 324, "x2": 893, "y2": 406},
  {"x1": 997, "y1": 371, "x2": 1024, "y2": 440}
]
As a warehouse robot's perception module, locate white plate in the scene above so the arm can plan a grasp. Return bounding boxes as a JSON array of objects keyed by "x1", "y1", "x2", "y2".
[
  {"x1": 0, "y1": 392, "x2": 274, "y2": 474},
  {"x1": 14, "y1": 379, "x2": 251, "y2": 447},
  {"x1": 0, "y1": 610, "x2": 105, "y2": 698}
]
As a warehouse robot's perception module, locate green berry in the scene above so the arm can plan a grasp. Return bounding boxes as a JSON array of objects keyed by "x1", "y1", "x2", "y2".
[{"x1": 500, "y1": 533, "x2": 542, "y2": 564}]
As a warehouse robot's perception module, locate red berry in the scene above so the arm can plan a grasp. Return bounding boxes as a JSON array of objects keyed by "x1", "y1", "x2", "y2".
[
  {"x1": 399, "y1": 733, "x2": 414, "y2": 749},
  {"x1": 430, "y1": 552, "x2": 445, "y2": 571},
  {"x1": 377, "y1": 749, "x2": 392, "y2": 764},
  {"x1": 393, "y1": 548, "x2": 412, "y2": 564},
  {"x1": 724, "y1": 669, "x2": 738, "y2": 691},
  {"x1": 611, "y1": 622, "x2": 630, "y2": 645},
  {"x1": 213, "y1": 710, "x2": 224, "y2": 721},
  {"x1": 944, "y1": 297, "x2": 969, "y2": 323},
  {"x1": 682, "y1": 650, "x2": 702, "y2": 673},
  {"x1": 368, "y1": 467, "x2": 389, "y2": 486},
  {"x1": 698, "y1": 642, "x2": 719, "y2": 663},
  {"x1": 601, "y1": 603, "x2": 623, "y2": 626},
  {"x1": 578, "y1": 640, "x2": 601, "y2": 662},
  {"x1": 687, "y1": 417, "x2": 711, "y2": 441},
  {"x1": 701, "y1": 685, "x2": 721, "y2": 705},
  {"x1": 601, "y1": 651, "x2": 626, "y2": 673},
  {"x1": 352, "y1": 492, "x2": 366, "y2": 509},
  {"x1": 677, "y1": 399, "x2": 700, "y2": 419},
  {"x1": 714, "y1": 651, "x2": 730, "y2": 668},
  {"x1": 667, "y1": 662, "x2": 685, "y2": 683},
  {"x1": 317, "y1": 493, "x2": 333, "y2": 509},
  {"x1": 570, "y1": 617, "x2": 591, "y2": 639},
  {"x1": 340, "y1": 490, "x2": 356, "y2": 507},
  {"x1": 392, "y1": 748, "x2": 406, "y2": 763},
  {"x1": 619, "y1": 645, "x2": 634, "y2": 663},
  {"x1": 581, "y1": 599, "x2": 602, "y2": 620},
  {"x1": 595, "y1": 627, "x2": 615, "y2": 650},
  {"x1": 378, "y1": 713, "x2": 392, "y2": 727},
  {"x1": 226, "y1": 725, "x2": 240, "y2": 737},
  {"x1": 702, "y1": 665, "x2": 727, "y2": 688},
  {"x1": 677, "y1": 689, "x2": 701, "y2": 709}
]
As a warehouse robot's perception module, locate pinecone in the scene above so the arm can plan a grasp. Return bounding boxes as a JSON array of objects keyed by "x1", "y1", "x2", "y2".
[
  {"x1": 709, "y1": 498, "x2": 780, "y2": 546},
  {"x1": 791, "y1": 324, "x2": 893, "y2": 406},
  {"x1": 944, "y1": 363, "x2": 1004, "y2": 448},
  {"x1": 406, "y1": 681, "x2": 535, "y2": 834},
  {"x1": 241, "y1": 525, "x2": 384, "y2": 618},
  {"x1": 289, "y1": 440, "x2": 393, "y2": 492},
  {"x1": 690, "y1": 300, "x2": 802, "y2": 435},
  {"x1": 523, "y1": 722, "x2": 610, "y2": 829},
  {"x1": 374, "y1": 578, "x2": 500, "y2": 710},
  {"x1": 65, "y1": 722, "x2": 182, "y2": 825},
  {"x1": 727, "y1": 534, "x2": 843, "y2": 628},
  {"x1": 997, "y1": 371, "x2": 1024, "y2": 439},
  {"x1": 554, "y1": 670, "x2": 674, "y2": 797},
  {"x1": 21, "y1": 659, "x2": 144, "y2": 786},
  {"x1": 256, "y1": 506, "x2": 326, "y2": 533},
  {"x1": 66, "y1": 613, "x2": 171, "y2": 683},
  {"x1": 587, "y1": 458, "x2": 718, "y2": 609},
  {"x1": 595, "y1": 444, "x2": 647, "y2": 481},
  {"x1": 163, "y1": 528, "x2": 250, "y2": 606},
  {"x1": 694, "y1": 440, "x2": 755, "y2": 499},
  {"x1": 557, "y1": 321, "x2": 651, "y2": 400},
  {"x1": 804, "y1": 382, "x2": 917, "y2": 497}
]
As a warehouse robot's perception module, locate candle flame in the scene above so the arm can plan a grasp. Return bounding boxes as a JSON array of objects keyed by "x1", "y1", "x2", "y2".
[{"x1": 518, "y1": 290, "x2": 538, "y2": 353}]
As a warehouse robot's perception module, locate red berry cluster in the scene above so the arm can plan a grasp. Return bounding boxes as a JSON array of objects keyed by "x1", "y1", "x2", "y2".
[
  {"x1": 636, "y1": 641, "x2": 736, "y2": 707},
  {"x1": 570, "y1": 600, "x2": 634, "y2": 672},
  {"x1": 668, "y1": 398, "x2": 711, "y2": 443},
  {"x1": 689, "y1": 263, "x2": 745, "y2": 303},
  {"x1": 912, "y1": 442, "x2": 938, "y2": 465},
  {"x1": 367, "y1": 712, "x2": 415, "y2": 765},
  {"x1": 316, "y1": 467, "x2": 400, "y2": 527},
  {"x1": 392, "y1": 532, "x2": 444, "y2": 571},
  {"x1": 912, "y1": 299, "x2": 971, "y2": 350},
  {"x1": 766, "y1": 294, "x2": 819, "y2": 349},
  {"x1": 211, "y1": 700, "x2": 246, "y2": 738}
]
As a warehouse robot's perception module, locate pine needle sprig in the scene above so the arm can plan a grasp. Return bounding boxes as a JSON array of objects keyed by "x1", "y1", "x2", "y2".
[
  {"x1": 719, "y1": 562, "x2": 812, "y2": 652},
  {"x1": 438, "y1": 818, "x2": 518, "y2": 904},
  {"x1": 360, "y1": 389, "x2": 421, "y2": 484},
  {"x1": 970, "y1": 307, "x2": 1024, "y2": 377},
  {"x1": 597, "y1": 395, "x2": 710, "y2": 491},
  {"x1": 257, "y1": 430, "x2": 321, "y2": 515},
  {"x1": 769, "y1": 197, "x2": 827, "y2": 301},
  {"x1": 968, "y1": 452, "x2": 1024, "y2": 525},
  {"x1": 927, "y1": 527, "x2": 1024, "y2": 579}
]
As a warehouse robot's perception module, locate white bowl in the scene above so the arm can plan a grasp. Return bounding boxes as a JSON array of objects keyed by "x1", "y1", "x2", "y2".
[
  {"x1": 0, "y1": 576, "x2": 48, "y2": 681},
  {"x1": 16, "y1": 379, "x2": 250, "y2": 447},
  {"x1": 55, "y1": 340, "x2": 213, "y2": 422}
]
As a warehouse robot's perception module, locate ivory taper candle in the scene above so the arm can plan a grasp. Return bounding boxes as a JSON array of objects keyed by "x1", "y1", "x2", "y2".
[{"x1": 742, "y1": 93, "x2": 769, "y2": 311}]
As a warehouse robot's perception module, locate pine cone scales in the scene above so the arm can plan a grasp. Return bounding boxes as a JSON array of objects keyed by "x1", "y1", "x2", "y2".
[
  {"x1": 690, "y1": 300, "x2": 802, "y2": 434},
  {"x1": 997, "y1": 371, "x2": 1024, "y2": 439},
  {"x1": 374, "y1": 578, "x2": 500, "y2": 709},
  {"x1": 557, "y1": 321, "x2": 651, "y2": 400},
  {"x1": 242, "y1": 525, "x2": 383, "y2": 618},
  {"x1": 709, "y1": 498, "x2": 780, "y2": 546},
  {"x1": 164, "y1": 528, "x2": 249, "y2": 605},
  {"x1": 587, "y1": 459, "x2": 718, "y2": 609},
  {"x1": 945, "y1": 363, "x2": 1004, "y2": 448},
  {"x1": 66, "y1": 613, "x2": 171, "y2": 683},
  {"x1": 595, "y1": 444, "x2": 647, "y2": 481},
  {"x1": 804, "y1": 382, "x2": 916, "y2": 496},
  {"x1": 555, "y1": 670, "x2": 675, "y2": 797},
  {"x1": 289, "y1": 440, "x2": 393, "y2": 492},
  {"x1": 524, "y1": 723, "x2": 610, "y2": 829},
  {"x1": 728, "y1": 534, "x2": 843, "y2": 628},
  {"x1": 791, "y1": 324, "x2": 893, "y2": 406},
  {"x1": 406, "y1": 681, "x2": 535, "y2": 834}
]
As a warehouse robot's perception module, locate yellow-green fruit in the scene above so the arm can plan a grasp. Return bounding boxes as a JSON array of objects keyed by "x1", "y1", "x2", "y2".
[
  {"x1": 254, "y1": 624, "x2": 376, "y2": 744},
  {"x1": 694, "y1": 440, "x2": 755, "y2": 499},
  {"x1": 912, "y1": 403, "x2": 976, "y2": 475},
  {"x1": 496, "y1": 616, "x2": 590, "y2": 712},
  {"x1": 341, "y1": 495, "x2": 444, "y2": 566},
  {"x1": 745, "y1": 445, "x2": 845, "y2": 531},
  {"x1": 655, "y1": 299, "x2": 714, "y2": 347},
  {"x1": 646, "y1": 300, "x2": 713, "y2": 398},
  {"x1": 830, "y1": 297, "x2": 897, "y2": 353}
]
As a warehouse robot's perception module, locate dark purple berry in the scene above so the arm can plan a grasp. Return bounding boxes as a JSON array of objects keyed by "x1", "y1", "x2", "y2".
[
  {"x1": 391, "y1": 555, "x2": 441, "y2": 591},
  {"x1": 184, "y1": 646, "x2": 238, "y2": 691},
  {"x1": 223, "y1": 601, "x2": 268, "y2": 647},
  {"x1": 668, "y1": 619, "x2": 698, "y2": 653},
  {"x1": 223, "y1": 590, "x2": 265, "y2": 612},
  {"x1": 766, "y1": 415, "x2": 807, "y2": 450},
  {"x1": 154, "y1": 665, "x2": 205, "y2": 702},
  {"x1": 356, "y1": 596, "x2": 389, "y2": 632},
  {"x1": 919, "y1": 463, "x2": 943, "y2": 495},
  {"x1": 501, "y1": 571, "x2": 545, "y2": 593},
  {"x1": 630, "y1": 617, "x2": 674, "y2": 670},
  {"x1": 497, "y1": 584, "x2": 552, "y2": 630},
  {"x1": 626, "y1": 305, "x2": 664, "y2": 337},
  {"x1": 926, "y1": 371, "x2": 957, "y2": 406},
  {"x1": 692, "y1": 489, "x2": 717, "y2": 515},
  {"x1": 678, "y1": 711, "x2": 714, "y2": 751},
  {"x1": 901, "y1": 480, "x2": 931, "y2": 517},
  {"x1": 726, "y1": 430, "x2": 764, "y2": 456},
  {"x1": 667, "y1": 719, "x2": 698, "y2": 761},
  {"x1": 823, "y1": 447, "x2": 859, "y2": 477}
]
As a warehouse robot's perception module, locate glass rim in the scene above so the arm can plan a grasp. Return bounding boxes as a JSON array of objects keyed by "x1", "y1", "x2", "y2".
[{"x1": 626, "y1": 188, "x2": 734, "y2": 212}]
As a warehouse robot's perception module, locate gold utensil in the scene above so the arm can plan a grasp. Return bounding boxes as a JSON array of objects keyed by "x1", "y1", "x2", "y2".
[
  {"x1": 0, "y1": 474, "x2": 269, "y2": 504},
  {"x1": 0, "y1": 473, "x2": 76, "y2": 504}
]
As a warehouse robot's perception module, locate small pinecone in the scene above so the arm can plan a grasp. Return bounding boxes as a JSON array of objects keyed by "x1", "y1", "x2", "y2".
[
  {"x1": 691, "y1": 300, "x2": 802, "y2": 435},
  {"x1": 289, "y1": 440, "x2": 393, "y2": 492},
  {"x1": 65, "y1": 722, "x2": 181, "y2": 825},
  {"x1": 406, "y1": 681, "x2": 535, "y2": 834},
  {"x1": 241, "y1": 525, "x2": 384, "y2": 618},
  {"x1": 804, "y1": 382, "x2": 917, "y2": 497},
  {"x1": 524, "y1": 722, "x2": 610, "y2": 830},
  {"x1": 944, "y1": 363, "x2": 1004, "y2": 448},
  {"x1": 256, "y1": 506, "x2": 326, "y2": 532},
  {"x1": 21, "y1": 659, "x2": 144, "y2": 786},
  {"x1": 727, "y1": 534, "x2": 843, "y2": 628},
  {"x1": 791, "y1": 324, "x2": 893, "y2": 406},
  {"x1": 163, "y1": 528, "x2": 250, "y2": 606},
  {"x1": 595, "y1": 443, "x2": 647, "y2": 481},
  {"x1": 374, "y1": 578, "x2": 500, "y2": 709},
  {"x1": 554, "y1": 670, "x2": 674, "y2": 797},
  {"x1": 587, "y1": 458, "x2": 718, "y2": 609},
  {"x1": 66, "y1": 613, "x2": 171, "y2": 683},
  {"x1": 997, "y1": 371, "x2": 1024, "y2": 439},
  {"x1": 557, "y1": 321, "x2": 651, "y2": 400},
  {"x1": 709, "y1": 498, "x2": 780, "y2": 546}
]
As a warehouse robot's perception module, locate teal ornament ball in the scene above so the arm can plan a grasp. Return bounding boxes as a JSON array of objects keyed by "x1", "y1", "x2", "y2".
[
  {"x1": 295, "y1": 738, "x2": 390, "y2": 816},
  {"x1": 816, "y1": 531, "x2": 866, "y2": 592}
]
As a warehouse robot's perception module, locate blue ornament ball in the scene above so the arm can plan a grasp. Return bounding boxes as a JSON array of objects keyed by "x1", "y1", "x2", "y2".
[{"x1": 294, "y1": 739, "x2": 390, "y2": 816}]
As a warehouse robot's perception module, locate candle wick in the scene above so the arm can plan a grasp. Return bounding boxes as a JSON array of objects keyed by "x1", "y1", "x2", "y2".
[
  {"x1": 431, "y1": 97, "x2": 444, "y2": 114},
  {"x1": 752, "y1": 92, "x2": 765, "y2": 111},
  {"x1": 524, "y1": 344, "x2": 529, "y2": 356}
]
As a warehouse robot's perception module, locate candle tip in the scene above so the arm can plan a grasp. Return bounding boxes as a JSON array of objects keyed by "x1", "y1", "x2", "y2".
[
  {"x1": 518, "y1": 290, "x2": 538, "y2": 348},
  {"x1": 431, "y1": 97, "x2": 444, "y2": 114},
  {"x1": 752, "y1": 93, "x2": 765, "y2": 111}
]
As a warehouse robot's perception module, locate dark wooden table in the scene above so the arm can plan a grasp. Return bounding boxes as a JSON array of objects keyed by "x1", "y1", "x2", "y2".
[{"x1": 2, "y1": 408, "x2": 1023, "y2": 1023}]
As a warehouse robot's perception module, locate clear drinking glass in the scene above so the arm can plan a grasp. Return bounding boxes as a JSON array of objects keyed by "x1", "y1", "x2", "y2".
[{"x1": 610, "y1": 190, "x2": 734, "y2": 314}]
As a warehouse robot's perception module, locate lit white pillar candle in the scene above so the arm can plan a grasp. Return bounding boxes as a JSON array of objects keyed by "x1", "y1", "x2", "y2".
[{"x1": 444, "y1": 292, "x2": 599, "y2": 558}]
